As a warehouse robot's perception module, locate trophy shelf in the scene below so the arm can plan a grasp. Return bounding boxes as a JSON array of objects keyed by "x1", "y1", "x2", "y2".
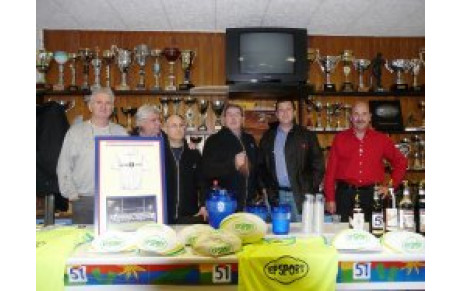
[
  {"x1": 306, "y1": 91, "x2": 424, "y2": 97},
  {"x1": 37, "y1": 89, "x2": 192, "y2": 96}
]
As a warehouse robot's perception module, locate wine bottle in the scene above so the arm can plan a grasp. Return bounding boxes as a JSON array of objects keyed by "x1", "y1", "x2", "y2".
[
  {"x1": 399, "y1": 180, "x2": 415, "y2": 232},
  {"x1": 370, "y1": 186, "x2": 384, "y2": 237}
]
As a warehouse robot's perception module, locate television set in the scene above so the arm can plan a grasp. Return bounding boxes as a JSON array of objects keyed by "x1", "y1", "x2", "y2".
[{"x1": 226, "y1": 27, "x2": 307, "y2": 85}]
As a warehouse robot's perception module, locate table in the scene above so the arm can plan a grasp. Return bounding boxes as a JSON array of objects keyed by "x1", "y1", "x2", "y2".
[{"x1": 64, "y1": 223, "x2": 425, "y2": 290}]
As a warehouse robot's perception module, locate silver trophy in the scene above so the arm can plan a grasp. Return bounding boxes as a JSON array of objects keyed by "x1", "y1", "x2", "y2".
[
  {"x1": 316, "y1": 54, "x2": 341, "y2": 92},
  {"x1": 36, "y1": 49, "x2": 54, "y2": 89},
  {"x1": 78, "y1": 48, "x2": 94, "y2": 91},
  {"x1": 163, "y1": 48, "x2": 181, "y2": 91},
  {"x1": 314, "y1": 101, "x2": 323, "y2": 130},
  {"x1": 409, "y1": 58, "x2": 423, "y2": 91},
  {"x1": 90, "y1": 49, "x2": 102, "y2": 91},
  {"x1": 325, "y1": 102, "x2": 334, "y2": 130},
  {"x1": 332, "y1": 102, "x2": 343, "y2": 130},
  {"x1": 113, "y1": 46, "x2": 132, "y2": 91},
  {"x1": 341, "y1": 50, "x2": 354, "y2": 92},
  {"x1": 396, "y1": 138, "x2": 412, "y2": 170},
  {"x1": 150, "y1": 49, "x2": 163, "y2": 91},
  {"x1": 411, "y1": 135, "x2": 424, "y2": 170},
  {"x1": 184, "y1": 96, "x2": 197, "y2": 131},
  {"x1": 53, "y1": 51, "x2": 68, "y2": 91},
  {"x1": 385, "y1": 59, "x2": 412, "y2": 92},
  {"x1": 67, "y1": 53, "x2": 78, "y2": 91},
  {"x1": 134, "y1": 44, "x2": 149, "y2": 90},
  {"x1": 159, "y1": 97, "x2": 170, "y2": 120},
  {"x1": 102, "y1": 49, "x2": 115, "y2": 88},
  {"x1": 211, "y1": 100, "x2": 225, "y2": 130},
  {"x1": 172, "y1": 97, "x2": 182, "y2": 115},
  {"x1": 197, "y1": 99, "x2": 209, "y2": 131},
  {"x1": 353, "y1": 59, "x2": 371, "y2": 92}
]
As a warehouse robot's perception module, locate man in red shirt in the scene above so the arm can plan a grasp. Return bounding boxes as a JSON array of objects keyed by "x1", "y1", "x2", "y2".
[{"x1": 324, "y1": 101, "x2": 407, "y2": 222}]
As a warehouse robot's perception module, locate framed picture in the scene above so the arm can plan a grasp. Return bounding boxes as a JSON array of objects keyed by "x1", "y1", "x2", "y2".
[
  {"x1": 369, "y1": 100, "x2": 404, "y2": 131},
  {"x1": 94, "y1": 136, "x2": 167, "y2": 235}
]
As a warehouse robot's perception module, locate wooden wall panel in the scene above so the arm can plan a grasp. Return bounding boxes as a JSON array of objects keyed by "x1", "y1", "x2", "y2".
[{"x1": 43, "y1": 30, "x2": 424, "y2": 180}]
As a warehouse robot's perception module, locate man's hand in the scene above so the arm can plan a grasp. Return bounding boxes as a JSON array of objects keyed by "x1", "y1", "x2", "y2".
[
  {"x1": 195, "y1": 206, "x2": 208, "y2": 221},
  {"x1": 326, "y1": 201, "x2": 336, "y2": 214},
  {"x1": 235, "y1": 151, "x2": 247, "y2": 169},
  {"x1": 376, "y1": 186, "x2": 389, "y2": 197}
]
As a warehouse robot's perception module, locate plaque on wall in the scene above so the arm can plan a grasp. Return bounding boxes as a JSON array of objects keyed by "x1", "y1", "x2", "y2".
[
  {"x1": 95, "y1": 136, "x2": 167, "y2": 236},
  {"x1": 369, "y1": 100, "x2": 404, "y2": 131}
]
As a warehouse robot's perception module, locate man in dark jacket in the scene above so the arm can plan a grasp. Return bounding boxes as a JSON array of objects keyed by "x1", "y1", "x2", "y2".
[
  {"x1": 202, "y1": 104, "x2": 259, "y2": 211},
  {"x1": 164, "y1": 114, "x2": 207, "y2": 224},
  {"x1": 259, "y1": 99, "x2": 325, "y2": 222}
]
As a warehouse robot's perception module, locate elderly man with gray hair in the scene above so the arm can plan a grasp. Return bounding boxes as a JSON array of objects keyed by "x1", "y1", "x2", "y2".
[
  {"x1": 57, "y1": 88, "x2": 128, "y2": 224},
  {"x1": 131, "y1": 104, "x2": 163, "y2": 137}
]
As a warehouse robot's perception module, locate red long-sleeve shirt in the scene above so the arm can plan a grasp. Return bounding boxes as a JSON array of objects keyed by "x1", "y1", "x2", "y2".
[{"x1": 324, "y1": 128, "x2": 408, "y2": 202}]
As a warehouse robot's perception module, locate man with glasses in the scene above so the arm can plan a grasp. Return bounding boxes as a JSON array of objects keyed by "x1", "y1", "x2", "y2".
[{"x1": 164, "y1": 114, "x2": 207, "y2": 224}]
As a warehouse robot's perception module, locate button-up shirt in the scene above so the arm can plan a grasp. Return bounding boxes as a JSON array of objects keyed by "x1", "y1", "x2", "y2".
[
  {"x1": 324, "y1": 128, "x2": 408, "y2": 202},
  {"x1": 274, "y1": 126, "x2": 291, "y2": 187}
]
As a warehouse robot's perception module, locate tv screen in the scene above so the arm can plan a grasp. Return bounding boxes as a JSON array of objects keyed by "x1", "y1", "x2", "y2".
[
  {"x1": 239, "y1": 33, "x2": 294, "y2": 74},
  {"x1": 226, "y1": 27, "x2": 307, "y2": 84}
]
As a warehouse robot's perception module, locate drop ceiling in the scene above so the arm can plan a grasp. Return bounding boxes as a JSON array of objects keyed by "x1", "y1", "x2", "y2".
[{"x1": 37, "y1": 0, "x2": 425, "y2": 37}]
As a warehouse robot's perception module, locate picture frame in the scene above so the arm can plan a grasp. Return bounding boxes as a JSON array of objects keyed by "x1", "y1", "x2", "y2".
[{"x1": 94, "y1": 136, "x2": 167, "y2": 235}]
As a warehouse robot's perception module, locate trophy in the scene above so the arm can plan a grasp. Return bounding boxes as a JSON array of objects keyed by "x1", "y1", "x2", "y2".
[
  {"x1": 78, "y1": 48, "x2": 94, "y2": 92},
  {"x1": 36, "y1": 49, "x2": 53, "y2": 90},
  {"x1": 385, "y1": 59, "x2": 412, "y2": 92},
  {"x1": 184, "y1": 96, "x2": 197, "y2": 130},
  {"x1": 332, "y1": 102, "x2": 343, "y2": 130},
  {"x1": 306, "y1": 48, "x2": 318, "y2": 92},
  {"x1": 179, "y1": 50, "x2": 196, "y2": 90},
  {"x1": 419, "y1": 48, "x2": 425, "y2": 66},
  {"x1": 113, "y1": 46, "x2": 132, "y2": 91},
  {"x1": 304, "y1": 96, "x2": 315, "y2": 129},
  {"x1": 150, "y1": 49, "x2": 163, "y2": 91},
  {"x1": 91, "y1": 48, "x2": 102, "y2": 91},
  {"x1": 343, "y1": 104, "x2": 352, "y2": 129},
  {"x1": 134, "y1": 44, "x2": 149, "y2": 90},
  {"x1": 409, "y1": 58, "x2": 423, "y2": 91},
  {"x1": 189, "y1": 136, "x2": 203, "y2": 150},
  {"x1": 396, "y1": 137, "x2": 412, "y2": 170},
  {"x1": 314, "y1": 101, "x2": 323, "y2": 130},
  {"x1": 172, "y1": 97, "x2": 182, "y2": 115},
  {"x1": 163, "y1": 48, "x2": 181, "y2": 91},
  {"x1": 102, "y1": 49, "x2": 115, "y2": 88},
  {"x1": 67, "y1": 53, "x2": 79, "y2": 91},
  {"x1": 53, "y1": 51, "x2": 68, "y2": 91},
  {"x1": 325, "y1": 102, "x2": 334, "y2": 130},
  {"x1": 316, "y1": 54, "x2": 341, "y2": 92},
  {"x1": 411, "y1": 135, "x2": 424, "y2": 170},
  {"x1": 54, "y1": 99, "x2": 75, "y2": 112},
  {"x1": 159, "y1": 97, "x2": 170, "y2": 120},
  {"x1": 341, "y1": 50, "x2": 354, "y2": 92},
  {"x1": 121, "y1": 107, "x2": 138, "y2": 131},
  {"x1": 197, "y1": 99, "x2": 209, "y2": 131},
  {"x1": 371, "y1": 52, "x2": 386, "y2": 92},
  {"x1": 353, "y1": 59, "x2": 371, "y2": 92},
  {"x1": 419, "y1": 100, "x2": 425, "y2": 129},
  {"x1": 211, "y1": 100, "x2": 225, "y2": 130}
]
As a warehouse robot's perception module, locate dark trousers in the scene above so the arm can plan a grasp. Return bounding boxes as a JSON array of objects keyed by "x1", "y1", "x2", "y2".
[
  {"x1": 335, "y1": 182, "x2": 374, "y2": 223},
  {"x1": 72, "y1": 196, "x2": 95, "y2": 224}
]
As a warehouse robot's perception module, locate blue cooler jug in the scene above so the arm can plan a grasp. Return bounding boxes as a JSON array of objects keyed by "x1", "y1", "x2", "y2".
[{"x1": 206, "y1": 187, "x2": 237, "y2": 229}]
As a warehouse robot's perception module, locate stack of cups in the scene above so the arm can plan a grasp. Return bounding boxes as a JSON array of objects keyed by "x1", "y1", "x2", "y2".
[{"x1": 302, "y1": 193, "x2": 324, "y2": 235}]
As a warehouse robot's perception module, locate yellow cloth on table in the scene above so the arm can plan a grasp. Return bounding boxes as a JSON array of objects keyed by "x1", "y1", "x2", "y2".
[
  {"x1": 36, "y1": 226, "x2": 93, "y2": 291},
  {"x1": 237, "y1": 237, "x2": 338, "y2": 291}
]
